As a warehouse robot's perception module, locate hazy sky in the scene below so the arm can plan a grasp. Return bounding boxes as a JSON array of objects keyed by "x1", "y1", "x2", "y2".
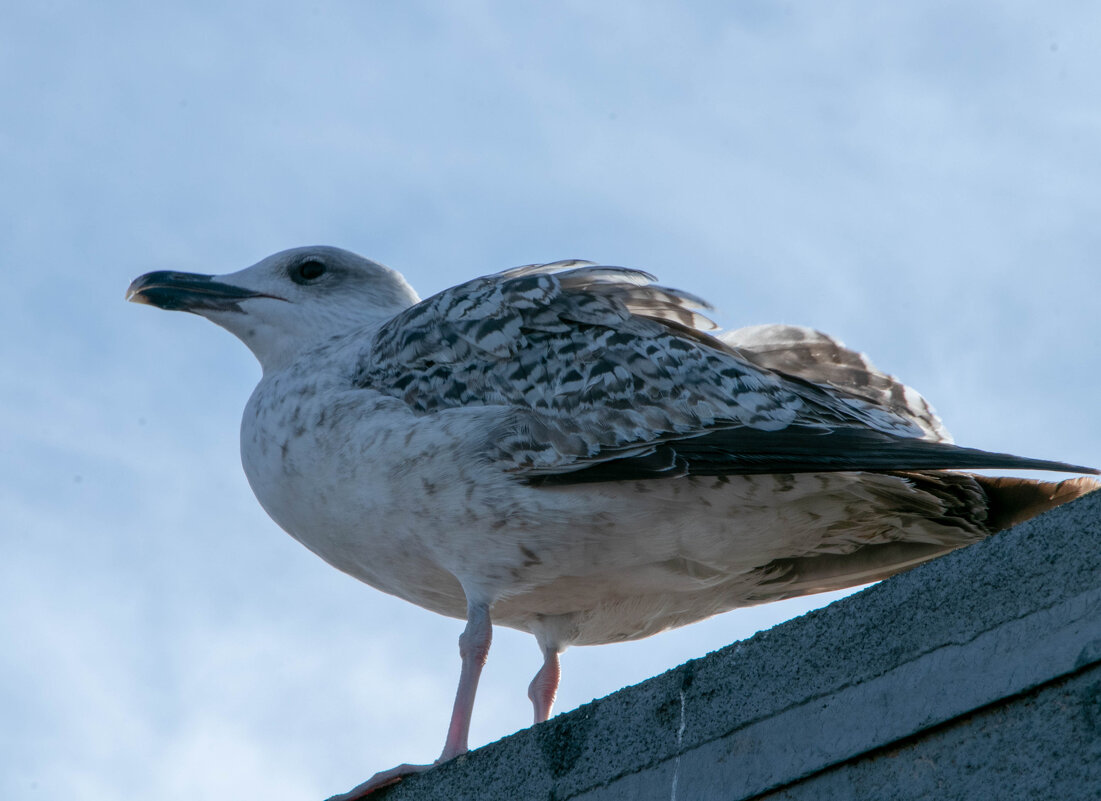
[{"x1": 3, "y1": 3, "x2": 1100, "y2": 799}]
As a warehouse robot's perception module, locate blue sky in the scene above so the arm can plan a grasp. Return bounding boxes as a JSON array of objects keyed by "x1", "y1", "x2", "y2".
[{"x1": 3, "y1": 2, "x2": 1099, "y2": 799}]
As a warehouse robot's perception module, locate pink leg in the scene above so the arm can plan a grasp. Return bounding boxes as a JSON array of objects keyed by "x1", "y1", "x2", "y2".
[
  {"x1": 327, "y1": 600, "x2": 493, "y2": 800},
  {"x1": 440, "y1": 601, "x2": 492, "y2": 758},
  {"x1": 527, "y1": 642, "x2": 561, "y2": 724}
]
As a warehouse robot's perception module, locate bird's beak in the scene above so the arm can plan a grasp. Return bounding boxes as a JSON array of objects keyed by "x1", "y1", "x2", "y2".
[{"x1": 126, "y1": 271, "x2": 281, "y2": 314}]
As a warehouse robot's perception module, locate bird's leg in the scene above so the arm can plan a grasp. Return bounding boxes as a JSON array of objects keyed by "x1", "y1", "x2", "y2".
[
  {"x1": 326, "y1": 599, "x2": 493, "y2": 800},
  {"x1": 527, "y1": 641, "x2": 561, "y2": 724},
  {"x1": 440, "y1": 599, "x2": 492, "y2": 758}
]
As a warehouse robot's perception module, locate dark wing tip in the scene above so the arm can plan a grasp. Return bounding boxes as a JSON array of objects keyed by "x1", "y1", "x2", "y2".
[{"x1": 527, "y1": 425, "x2": 1099, "y2": 485}]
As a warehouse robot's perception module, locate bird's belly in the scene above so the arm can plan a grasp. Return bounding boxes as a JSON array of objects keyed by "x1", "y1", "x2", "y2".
[
  {"x1": 238, "y1": 394, "x2": 751, "y2": 623},
  {"x1": 240, "y1": 384, "x2": 482, "y2": 617},
  {"x1": 240, "y1": 380, "x2": 978, "y2": 643}
]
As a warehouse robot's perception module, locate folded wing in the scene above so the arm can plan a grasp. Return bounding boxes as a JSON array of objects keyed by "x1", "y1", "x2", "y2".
[{"x1": 355, "y1": 263, "x2": 1097, "y2": 483}]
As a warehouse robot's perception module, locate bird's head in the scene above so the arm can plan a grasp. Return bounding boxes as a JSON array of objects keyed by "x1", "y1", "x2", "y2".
[{"x1": 127, "y1": 246, "x2": 420, "y2": 372}]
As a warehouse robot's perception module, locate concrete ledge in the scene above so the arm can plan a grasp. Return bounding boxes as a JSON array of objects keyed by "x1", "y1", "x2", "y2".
[{"x1": 374, "y1": 491, "x2": 1101, "y2": 801}]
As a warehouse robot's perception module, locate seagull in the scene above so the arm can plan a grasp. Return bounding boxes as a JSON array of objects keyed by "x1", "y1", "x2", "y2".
[{"x1": 127, "y1": 246, "x2": 1098, "y2": 798}]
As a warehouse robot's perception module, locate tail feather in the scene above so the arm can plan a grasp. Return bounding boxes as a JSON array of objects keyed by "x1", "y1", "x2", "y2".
[
  {"x1": 975, "y1": 475, "x2": 1101, "y2": 532},
  {"x1": 746, "y1": 472, "x2": 1099, "y2": 602}
]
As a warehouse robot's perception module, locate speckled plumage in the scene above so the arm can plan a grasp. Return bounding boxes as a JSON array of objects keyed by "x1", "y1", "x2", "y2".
[
  {"x1": 354, "y1": 261, "x2": 939, "y2": 479},
  {"x1": 127, "y1": 246, "x2": 1098, "y2": 798}
]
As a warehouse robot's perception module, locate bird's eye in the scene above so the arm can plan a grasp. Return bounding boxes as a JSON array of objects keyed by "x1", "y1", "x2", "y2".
[{"x1": 292, "y1": 259, "x2": 327, "y2": 284}]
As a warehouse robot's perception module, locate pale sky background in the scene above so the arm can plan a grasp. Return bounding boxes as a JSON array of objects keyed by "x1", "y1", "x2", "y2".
[{"x1": 3, "y1": 2, "x2": 1100, "y2": 799}]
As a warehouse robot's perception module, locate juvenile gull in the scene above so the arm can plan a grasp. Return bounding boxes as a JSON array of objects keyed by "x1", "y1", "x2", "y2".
[{"x1": 127, "y1": 246, "x2": 1098, "y2": 798}]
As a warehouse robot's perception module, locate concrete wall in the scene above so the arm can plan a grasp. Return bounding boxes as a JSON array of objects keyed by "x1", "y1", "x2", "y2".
[{"x1": 368, "y1": 490, "x2": 1101, "y2": 801}]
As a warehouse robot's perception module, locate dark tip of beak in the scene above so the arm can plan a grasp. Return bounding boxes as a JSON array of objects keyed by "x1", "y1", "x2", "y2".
[{"x1": 126, "y1": 271, "x2": 280, "y2": 313}]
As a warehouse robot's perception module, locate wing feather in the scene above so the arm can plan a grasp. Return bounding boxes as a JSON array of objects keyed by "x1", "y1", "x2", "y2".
[
  {"x1": 724, "y1": 324, "x2": 950, "y2": 442},
  {"x1": 355, "y1": 263, "x2": 1097, "y2": 481}
]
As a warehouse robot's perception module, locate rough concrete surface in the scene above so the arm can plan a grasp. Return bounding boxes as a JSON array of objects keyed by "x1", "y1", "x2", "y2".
[
  {"x1": 364, "y1": 490, "x2": 1101, "y2": 801},
  {"x1": 761, "y1": 665, "x2": 1101, "y2": 801}
]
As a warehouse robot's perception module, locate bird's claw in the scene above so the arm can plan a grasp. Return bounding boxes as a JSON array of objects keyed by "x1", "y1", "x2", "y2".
[{"x1": 325, "y1": 762, "x2": 435, "y2": 800}]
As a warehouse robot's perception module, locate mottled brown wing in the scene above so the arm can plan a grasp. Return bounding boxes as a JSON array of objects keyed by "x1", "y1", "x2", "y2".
[
  {"x1": 724, "y1": 324, "x2": 951, "y2": 442},
  {"x1": 355, "y1": 263, "x2": 1096, "y2": 481}
]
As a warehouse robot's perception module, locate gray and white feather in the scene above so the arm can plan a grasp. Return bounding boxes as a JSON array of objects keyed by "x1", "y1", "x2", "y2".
[{"x1": 127, "y1": 245, "x2": 1098, "y2": 798}]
